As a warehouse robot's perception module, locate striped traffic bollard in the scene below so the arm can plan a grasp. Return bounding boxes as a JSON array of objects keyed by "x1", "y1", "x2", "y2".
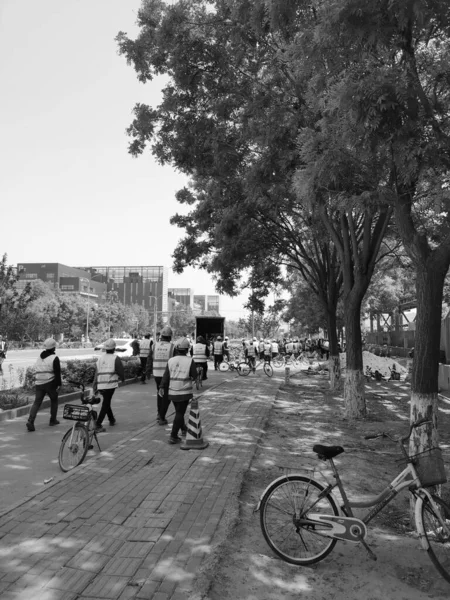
[{"x1": 181, "y1": 397, "x2": 209, "y2": 450}]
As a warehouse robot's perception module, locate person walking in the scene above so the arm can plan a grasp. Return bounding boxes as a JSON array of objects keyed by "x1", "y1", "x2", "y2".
[
  {"x1": 139, "y1": 333, "x2": 152, "y2": 384},
  {"x1": 93, "y1": 338, "x2": 125, "y2": 432},
  {"x1": 191, "y1": 335, "x2": 210, "y2": 380},
  {"x1": 222, "y1": 336, "x2": 230, "y2": 362},
  {"x1": 26, "y1": 338, "x2": 61, "y2": 432},
  {"x1": 213, "y1": 335, "x2": 224, "y2": 370},
  {"x1": 131, "y1": 334, "x2": 140, "y2": 357},
  {"x1": 160, "y1": 338, "x2": 197, "y2": 444},
  {"x1": 0, "y1": 335, "x2": 8, "y2": 374},
  {"x1": 152, "y1": 326, "x2": 175, "y2": 425}
]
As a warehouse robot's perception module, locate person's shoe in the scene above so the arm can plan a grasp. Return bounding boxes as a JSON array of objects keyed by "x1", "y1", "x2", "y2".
[
  {"x1": 95, "y1": 426, "x2": 106, "y2": 433},
  {"x1": 181, "y1": 429, "x2": 187, "y2": 437},
  {"x1": 109, "y1": 420, "x2": 116, "y2": 426},
  {"x1": 168, "y1": 436, "x2": 181, "y2": 444},
  {"x1": 158, "y1": 418, "x2": 168, "y2": 426},
  {"x1": 49, "y1": 420, "x2": 60, "y2": 426},
  {"x1": 26, "y1": 421, "x2": 35, "y2": 432}
]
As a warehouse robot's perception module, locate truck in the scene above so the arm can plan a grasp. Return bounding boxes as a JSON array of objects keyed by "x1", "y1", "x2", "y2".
[{"x1": 195, "y1": 316, "x2": 225, "y2": 342}]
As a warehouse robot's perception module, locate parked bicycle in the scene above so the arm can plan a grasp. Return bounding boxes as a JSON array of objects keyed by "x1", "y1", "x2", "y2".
[
  {"x1": 256, "y1": 419, "x2": 450, "y2": 583},
  {"x1": 237, "y1": 357, "x2": 273, "y2": 378},
  {"x1": 58, "y1": 381, "x2": 102, "y2": 472},
  {"x1": 272, "y1": 353, "x2": 301, "y2": 369}
]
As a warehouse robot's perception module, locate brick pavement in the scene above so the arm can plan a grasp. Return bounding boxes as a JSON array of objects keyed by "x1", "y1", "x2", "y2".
[{"x1": 0, "y1": 373, "x2": 282, "y2": 600}]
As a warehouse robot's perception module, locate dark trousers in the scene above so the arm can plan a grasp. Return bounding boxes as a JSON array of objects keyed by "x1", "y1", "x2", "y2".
[
  {"x1": 170, "y1": 399, "x2": 189, "y2": 438},
  {"x1": 154, "y1": 376, "x2": 170, "y2": 420},
  {"x1": 195, "y1": 361, "x2": 208, "y2": 380},
  {"x1": 139, "y1": 357, "x2": 148, "y2": 382},
  {"x1": 96, "y1": 388, "x2": 116, "y2": 426},
  {"x1": 214, "y1": 354, "x2": 223, "y2": 370},
  {"x1": 29, "y1": 383, "x2": 58, "y2": 423}
]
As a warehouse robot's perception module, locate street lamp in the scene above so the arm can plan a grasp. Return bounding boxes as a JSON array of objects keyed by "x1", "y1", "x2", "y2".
[
  {"x1": 149, "y1": 295, "x2": 164, "y2": 341},
  {"x1": 84, "y1": 273, "x2": 105, "y2": 342}
]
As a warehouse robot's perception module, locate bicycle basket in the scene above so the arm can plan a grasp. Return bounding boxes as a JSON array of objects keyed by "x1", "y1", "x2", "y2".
[
  {"x1": 63, "y1": 404, "x2": 90, "y2": 422},
  {"x1": 410, "y1": 448, "x2": 447, "y2": 488}
]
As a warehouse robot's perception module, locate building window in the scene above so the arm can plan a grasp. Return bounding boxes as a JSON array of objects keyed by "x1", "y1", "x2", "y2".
[
  {"x1": 24, "y1": 273, "x2": 37, "y2": 279},
  {"x1": 46, "y1": 273, "x2": 55, "y2": 280},
  {"x1": 60, "y1": 285, "x2": 75, "y2": 290}
]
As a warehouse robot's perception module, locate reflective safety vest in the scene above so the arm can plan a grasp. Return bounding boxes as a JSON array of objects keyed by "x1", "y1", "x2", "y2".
[
  {"x1": 193, "y1": 343, "x2": 208, "y2": 363},
  {"x1": 292, "y1": 342, "x2": 299, "y2": 353},
  {"x1": 153, "y1": 341, "x2": 174, "y2": 377},
  {"x1": 35, "y1": 355, "x2": 56, "y2": 386},
  {"x1": 96, "y1": 353, "x2": 119, "y2": 390},
  {"x1": 213, "y1": 341, "x2": 223, "y2": 355},
  {"x1": 258, "y1": 341, "x2": 265, "y2": 352},
  {"x1": 264, "y1": 343, "x2": 272, "y2": 355},
  {"x1": 271, "y1": 342, "x2": 279, "y2": 353},
  {"x1": 168, "y1": 355, "x2": 193, "y2": 397},
  {"x1": 140, "y1": 339, "x2": 151, "y2": 358}
]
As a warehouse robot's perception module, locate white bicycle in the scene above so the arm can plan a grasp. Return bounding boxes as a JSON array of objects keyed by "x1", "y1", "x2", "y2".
[{"x1": 256, "y1": 419, "x2": 450, "y2": 583}]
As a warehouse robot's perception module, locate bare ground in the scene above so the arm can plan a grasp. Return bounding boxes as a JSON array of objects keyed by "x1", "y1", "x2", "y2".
[{"x1": 205, "y1": 372, "x2": 450, "y2": 600}]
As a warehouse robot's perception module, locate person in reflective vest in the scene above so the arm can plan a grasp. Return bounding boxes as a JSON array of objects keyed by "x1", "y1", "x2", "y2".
[
  {"x1": 258, "y1": 339, "x2": 265, "y2": 360},
  {"x1": 160, "y1": 338, "x2": 197, "y2": 444},
  {"x1": 190, "y1": 335, "x2": 210, "y2": 380},
  {"x1": 271, "y1": 339, "x2": 279, "y2": 359},
  {"x1": 93, "y1": 338, "x2": 125, "y2": 432},
  {"x1": 213, "y1": 336, "x2": 224, "y2": 370},
  {"x1": 244, "y1": 339, "x2": 257, "y2": 373},
  {"x1": 139, "y1": 333, "x2": 152, "y2": 384},
  {"x1": 263, "y1": 340, "x2": 272, "y2": 363},
  {"x1": 26, "y1": 338, "x2": 62, "y2": 432},
  {"x1": 152, "y1": 326, "x2": 175, "y2": 425}
]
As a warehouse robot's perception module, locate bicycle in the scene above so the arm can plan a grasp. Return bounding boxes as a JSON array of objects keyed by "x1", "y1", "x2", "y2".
[
  {"x1": 195, "y1": 365, "x2": 204, "y2": 389},
  {"x1": 219, "y1": 359, "x2": 245, "y2": 373},
  {"x1": 58, "y1": 381, "x2": 102, "y2": 472},
  {"x1": 272, "y1": 353, "x2": 301, "y2": 369},
  {"x1": 238, "y1": 357, "x2": 273, "y2": 378},
  {"x1": 256, "y1": 419, "x2": 450, "y2": 583}
]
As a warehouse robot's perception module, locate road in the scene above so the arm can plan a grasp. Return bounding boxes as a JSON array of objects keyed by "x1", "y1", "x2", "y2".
[
  {"x1": 0, "y1": 348, "x2": 98, "y2": 388},
  {"x1": 0, "y1": 370, "x2": 223, "y2": 509}
]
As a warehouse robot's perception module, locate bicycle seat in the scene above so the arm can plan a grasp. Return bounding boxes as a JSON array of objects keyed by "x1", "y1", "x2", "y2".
[{"x1": 313, "y1": 445, "x2": 344, "y2": 460}]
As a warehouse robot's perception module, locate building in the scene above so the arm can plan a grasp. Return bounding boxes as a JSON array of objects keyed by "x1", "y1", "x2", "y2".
[
  {"x1": 80, "y1": 266, "x2": 169, "y2": 315},
  {"x1": 16, "y1": 263, "x2": 107, "y2": 301},
  {"x1": 168, "y1": 288, "x2": 193, "y2": 310},
  {"x1": 193, "y1": 294, "x2": 220, "y2": 315}
]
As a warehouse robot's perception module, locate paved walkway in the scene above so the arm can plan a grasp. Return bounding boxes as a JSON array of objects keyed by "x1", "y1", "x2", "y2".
[{"x1": 0, "y1": 371, "x2": 283, "y2": 600}]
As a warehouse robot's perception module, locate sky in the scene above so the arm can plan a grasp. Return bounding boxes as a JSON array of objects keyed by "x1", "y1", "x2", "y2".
[{"x1": 0, "y1": 0, "x2": 250, "y2": 320}]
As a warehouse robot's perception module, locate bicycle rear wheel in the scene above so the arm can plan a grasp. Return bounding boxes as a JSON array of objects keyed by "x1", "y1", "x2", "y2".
[
  {"x1": 272, "y1": 358, "x2": 284, "y2": 368},
  {"x1": 219, "y1": 362, "x2": 229, "y2": 372},
  {"x1": 260, "y1": 475, "x2": 339, "y2": 565},
  {"x1": 238, "y1": 362, "x2": 251, "y2": 376},
  {"x1": 420, "y1": 494, "x2": 450, "y2": 582},
  {"x1": 264, "y1": 363, "x2": 273, "y2": 377},
  {"x1": 58, "y1": 423, "x2": 89, "y2": 472}
]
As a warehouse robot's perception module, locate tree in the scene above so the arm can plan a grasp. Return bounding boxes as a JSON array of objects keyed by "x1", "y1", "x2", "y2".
[
  {"x1": 305, "y1": 0, "x2": 450, "y2": 447},
  {"x1": 116, "y1": 0, "x2": 346, "y2": 391},
  {"x1": 168, "y1": 306, "x2": 196, "y2": 338}
]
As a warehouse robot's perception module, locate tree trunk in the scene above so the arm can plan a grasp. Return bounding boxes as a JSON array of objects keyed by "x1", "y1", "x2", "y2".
[
  {"x1": 409, "y1": 265, "x2": 445, "y2": 452},
  {"x1": 344, "y1": 296, "x2": 366, "y2": 419},
  {"x1": 327, "y1": 310, "x2": 341, "y2": 390}
]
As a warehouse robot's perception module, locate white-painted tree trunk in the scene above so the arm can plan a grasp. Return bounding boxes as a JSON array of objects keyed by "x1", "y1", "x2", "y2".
[
  {"x1": 344, "y1": 369, "x2": 366, "y2": 419},
  {"x1": 409, "y1": 391, "x2": 439, "y2": 454}
]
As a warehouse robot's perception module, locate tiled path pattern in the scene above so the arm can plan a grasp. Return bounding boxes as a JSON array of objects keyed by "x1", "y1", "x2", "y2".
[{"x1": 0, "y1": 375, "x2": 281, "y2": 600}]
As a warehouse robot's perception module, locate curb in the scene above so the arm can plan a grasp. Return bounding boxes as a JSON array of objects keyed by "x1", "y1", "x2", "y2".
[{"x1": 0, "y1": 376, "x2": 139, "y2": 423}]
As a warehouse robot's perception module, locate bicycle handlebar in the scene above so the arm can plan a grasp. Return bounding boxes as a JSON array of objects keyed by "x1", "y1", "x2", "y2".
[{"x1": 365, "y1": 418, "x2": 432, "y2": 444}]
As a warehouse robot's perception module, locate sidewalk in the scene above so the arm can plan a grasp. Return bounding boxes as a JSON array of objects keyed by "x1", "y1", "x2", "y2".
[{"x1": 0, "y1": 372, "x2": 283, "y2": 600}]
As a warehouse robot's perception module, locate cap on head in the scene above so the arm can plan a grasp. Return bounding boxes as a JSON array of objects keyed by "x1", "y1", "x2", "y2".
[
  {"x1": 253, "y1": 337, "x2": 257, "y2": 341},
  {"x1": 104, "y1": 338, "x2": 116, "y2": 350},
  {"x1": 43, "y1": 338, "x2": 56, "y2": 350},
  {"x1": 225, "y1": 336, "x2": 229, "y2": 340},
  {"x1": 161, "y1": 326, "x2": 173, "y2": 337},
  {"x1": 217, "y1": 336, "x2": 222, "y2": 341},
  {"x1": 178, "y1": 338, "x2": 190, "y2": 350}
]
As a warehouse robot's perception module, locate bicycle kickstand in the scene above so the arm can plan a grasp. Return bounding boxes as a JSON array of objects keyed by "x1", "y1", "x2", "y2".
[
  {"x1": 356, "y1": 533, "x2": 377, "y2": 561},
  {"x1": 93, "y1": 432, "x2": 102, "y2": 452}
]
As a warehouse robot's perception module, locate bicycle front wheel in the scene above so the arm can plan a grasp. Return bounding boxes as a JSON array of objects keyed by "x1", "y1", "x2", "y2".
[
  {"x1": 260, "y1": 475, "x2": 339, "y2": 565},
  {"x1": 420, "y1": 494, "x2": 450, "y2": 582},
  {"x1": 58, "y1": 424, "x2": 89, "y2": 472},
  {"x1": 272, "y1": 359, "x2": 284, "y2": 368},
  {"x1": 264, "y1": 363, "x2": 273, "y2": 378},
  {"x1": 219, "y1": 362, "x2": 229, "y2": 372},
  {"x1": 238, "y1": 362, "x2": 251, "y2": 376}
]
